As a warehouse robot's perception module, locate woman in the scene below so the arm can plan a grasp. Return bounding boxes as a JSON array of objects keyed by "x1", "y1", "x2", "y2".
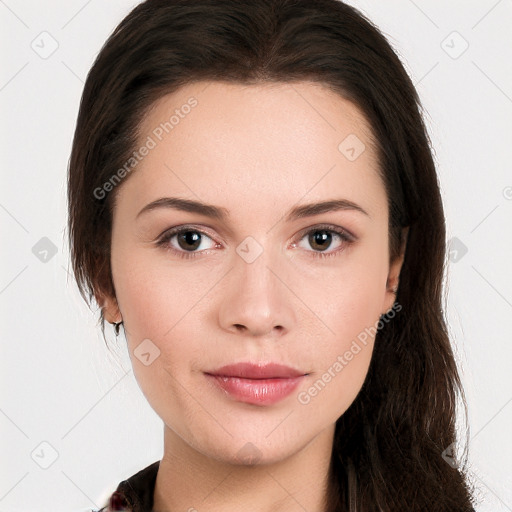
[{"x1": 67, "y1": 0, "x2": 476, "y2": 510}]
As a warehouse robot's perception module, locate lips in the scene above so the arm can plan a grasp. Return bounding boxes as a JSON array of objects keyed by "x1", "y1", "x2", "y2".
[
  {"x1": 206, "y1": 362, "x2": 305, "y2": 379},
  {"x1": 204, "y1": 362, "x2": 308, "y2": 406}
]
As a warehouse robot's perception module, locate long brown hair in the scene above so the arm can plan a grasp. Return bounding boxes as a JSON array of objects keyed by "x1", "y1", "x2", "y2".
[{"x1": 67, "y1": 0, "x2": 476, "y2": 509}]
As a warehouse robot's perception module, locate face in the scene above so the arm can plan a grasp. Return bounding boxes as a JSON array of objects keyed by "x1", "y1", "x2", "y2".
[{"x1": 100, "y1": 80, "x2": 404, "y2": 465}]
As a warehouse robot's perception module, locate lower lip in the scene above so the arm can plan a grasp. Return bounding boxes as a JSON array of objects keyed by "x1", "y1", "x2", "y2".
[{"x1": 205, "y1": 374, "x2": 305, "y2": 405}]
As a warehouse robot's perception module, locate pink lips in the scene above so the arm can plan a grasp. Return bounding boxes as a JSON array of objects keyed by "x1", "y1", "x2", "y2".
[{"x1": 204, "y1": 362, "x2": 306, "y2": 406}]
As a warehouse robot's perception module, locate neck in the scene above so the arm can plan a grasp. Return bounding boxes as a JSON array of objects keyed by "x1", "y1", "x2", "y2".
[{"x1": 153, "y1": 423, "x2": 335, "y2": 512}]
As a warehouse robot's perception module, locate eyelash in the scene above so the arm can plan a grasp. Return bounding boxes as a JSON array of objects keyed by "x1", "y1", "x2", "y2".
[{"x1": 155, "y1": 224, "x2": 355, "y2": 260}]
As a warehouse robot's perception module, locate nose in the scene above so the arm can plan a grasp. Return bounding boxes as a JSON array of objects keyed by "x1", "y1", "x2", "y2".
[{"x1": 217, "y1": 246, "x2": 296, "y2": 338}]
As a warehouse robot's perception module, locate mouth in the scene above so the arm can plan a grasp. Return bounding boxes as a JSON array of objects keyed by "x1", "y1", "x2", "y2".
[{"x1": 204, "y1": 362, "x2": 308, "y2": 406}]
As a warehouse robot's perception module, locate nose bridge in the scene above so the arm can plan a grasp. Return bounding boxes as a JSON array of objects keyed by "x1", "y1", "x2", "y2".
[
  {"x1": 236, "y1": 234, "x2": 279, "y2": 304},
  {"x1": 218, "y1": 233, "x2": 295, "y2": 336},
  {"x1": 239, "y1": 226, "x2": 292, "y2": 288},
  {"x1": 239, "y1": 238, "x2": 273, "y2": 288}
]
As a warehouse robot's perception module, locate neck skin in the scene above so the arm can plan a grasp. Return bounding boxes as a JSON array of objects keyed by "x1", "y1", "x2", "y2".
[{"x1": 152, "y1": 423, "x2": 335, "y2": 512}]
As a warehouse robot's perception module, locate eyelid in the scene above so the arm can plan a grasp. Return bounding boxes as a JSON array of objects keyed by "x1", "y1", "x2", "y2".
[
  {"x1": 293, "y1": 223, "x2": 357, "y2": 243},
  {"x1": 156, "y1": 224, "x2": 220, "y2": 250},
  {"x1": 156, "y1": 222, "x2": 357, "y2": 258},
  {"x1": 156, "y1": 224, "x2": 221, "y2": 245},
  {"x1": 157, "y1": 222, "x2": 356, "y2": 243}
]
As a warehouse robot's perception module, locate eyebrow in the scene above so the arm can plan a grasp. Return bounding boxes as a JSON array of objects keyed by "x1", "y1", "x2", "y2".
[{"x1": 136, "y1": 196, "x2": 370, "y2": 222}]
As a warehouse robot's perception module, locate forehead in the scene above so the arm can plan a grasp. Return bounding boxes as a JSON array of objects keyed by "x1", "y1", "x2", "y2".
[
  {"x1": 140, "y1": 80, "x2": 377, "y2": 156},
  {"x1": 118, "y1": 80, "x2": 385, "y2": 222}
]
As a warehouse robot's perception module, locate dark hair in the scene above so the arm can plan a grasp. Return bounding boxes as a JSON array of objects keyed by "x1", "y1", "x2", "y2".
[{"x1": 67, "y1": 0, "x2": 476, "y2": 509}]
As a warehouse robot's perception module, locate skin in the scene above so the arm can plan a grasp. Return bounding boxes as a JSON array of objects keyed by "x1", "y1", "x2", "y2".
[{"x1": 98, "y1": 80, "x2": 407, "y2": 512}]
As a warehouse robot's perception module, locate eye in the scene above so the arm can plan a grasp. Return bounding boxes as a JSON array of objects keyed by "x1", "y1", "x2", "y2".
[
  {"x1": 156, "y1": 223, "x2": 356, "y2": 260},
  {"x1": 156, "y1": 225, "x2": 218, "y2": 259},
  {"x1": 293, "y1": 224, "x2": 355, "y2": 259}
]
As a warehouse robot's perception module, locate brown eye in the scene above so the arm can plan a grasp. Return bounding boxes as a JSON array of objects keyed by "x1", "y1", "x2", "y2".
[
  {"x1": 295, "y1": 224, "x2": 355, "y2": 259},
  {"x1": 157, "y1": 226, "x2": 217, "y2": 258},
  {"x1": 308, "y1": 230, "x2": 334, "y2": 252},
  {"x1": 176, "y1": 230, "x2": 202, "y2": 251}
]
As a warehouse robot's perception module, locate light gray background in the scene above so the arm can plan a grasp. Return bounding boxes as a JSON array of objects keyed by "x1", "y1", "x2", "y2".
[{"x1": 1, "y1": 1, "x2": 511, "y2": 511}]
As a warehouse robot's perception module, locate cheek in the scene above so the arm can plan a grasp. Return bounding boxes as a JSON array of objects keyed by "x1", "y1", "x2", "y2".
[
  {"x1": 112, "y1": 251, "x2": 211, "y2": 341},
  {"x1": 295, "y1": 246, "x2": 388, "y2": 416},
  {"x1": 297, "y1": 341, "x2": 373, "y2": 422},
  {"x1": 301, "y1": 243, "x2": 388, "y2": 353},
  {"x1": 120, "y1": 289, "x2": 203, "y2": 433},
  {"x1": 297, "y1": 283, "x2": 381, "y2": 417},
  {"x1": 112, "y1": 256, "x2": 208, "y2": 390}
]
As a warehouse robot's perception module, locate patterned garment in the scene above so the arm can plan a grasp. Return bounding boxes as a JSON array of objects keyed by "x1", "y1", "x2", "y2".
[{"x1": 96, "y1": 460, "x2": 160, "y2": 512}]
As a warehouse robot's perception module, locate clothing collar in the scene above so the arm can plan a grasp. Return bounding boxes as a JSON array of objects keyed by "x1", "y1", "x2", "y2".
[{"x1": 105, "y1": 460, "x2": 160, "y2": 512}]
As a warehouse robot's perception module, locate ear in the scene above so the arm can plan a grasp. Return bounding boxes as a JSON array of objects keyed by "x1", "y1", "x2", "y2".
[
  {"x1": 95, "y1": 288, "x2": 122, "y2": 324},
  {"x1": 381, "y1": 226, "x2": 409, "y2": 316}
]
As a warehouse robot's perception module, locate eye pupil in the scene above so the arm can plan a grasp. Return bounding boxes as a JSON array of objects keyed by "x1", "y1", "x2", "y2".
[
  {"x1": 178, "y1": 231, "x2": 201, "y2": 251},
  {"x1": 309, "y1": 230, "x2": 332, "y2": 251}
]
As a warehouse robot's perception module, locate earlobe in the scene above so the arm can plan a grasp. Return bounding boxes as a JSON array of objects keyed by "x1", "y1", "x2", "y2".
[
  {"x1": 381, "y1": 280, "x2": 399, "y2": 317},
  {"x1": 382, "y1": 226, "x2": 409, "y2": 315},
  {"x1": 95, "y1": 289, "x2": 122, "y2": 324}
]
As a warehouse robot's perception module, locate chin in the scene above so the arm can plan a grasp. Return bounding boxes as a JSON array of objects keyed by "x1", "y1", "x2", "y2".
[{"x1": 192, "y1": 428, "x2": 309, "y2": 468}]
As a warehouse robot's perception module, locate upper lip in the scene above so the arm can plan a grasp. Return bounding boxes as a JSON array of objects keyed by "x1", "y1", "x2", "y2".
[{"x1": 205, "y1": 362, "x2": 306, "y2": 379}]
